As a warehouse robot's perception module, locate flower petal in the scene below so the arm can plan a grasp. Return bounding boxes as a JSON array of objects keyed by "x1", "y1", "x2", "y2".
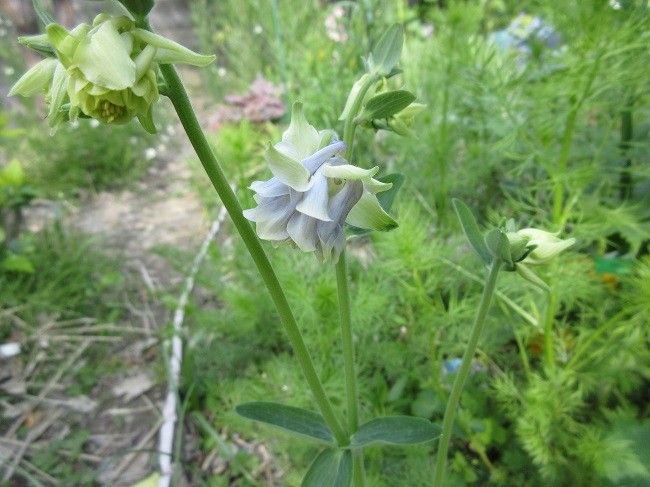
[
  {"x1": 363, "y1": 177, "x2": 392, "y2": 194},
  {"x1": 301, "y1": 140, "x2": 347, "y2": 175},
  {"x1": 281, "y1": 102, "x2": 320, "y2": 160},
  {"x1": 295, "y1": 173, "x2": 331, "y2": 221},
  {"x1": 47, "y1": 62, "x2": 69, "y2": 128},
  {"x1": 9, "y1": 58, "x2": 58, "y2": 97},
  {"x1": 46, "y1": 23, "x2": 89, "y2": 65},
  {"x1": 346, "y1": 191, "x2": 397, "y2": 231},
  {"x1": 250, "y1": 178, "x2": 290, "y2": 198},
  {"x1": 73, "y1": 20, "x2": 136, "y2": 90},
  {"x1": 322, "y1": 164, "x2": 378, "y2": 180},
  {"x1": 287, "y1": 212, "x2": 318, "y2": 251},
  {"x1": 242, "y1": 195, "x2": 288, "y2": 222},
  {"x1": 134, "y1": 45, "x2": 156, "y2": 80},
  {"x1": 266, "y1": 143, "x2": 311, "y2": 191},
  {"x1": 133, "y1": 29, "x2": 216, "y2": 67}
]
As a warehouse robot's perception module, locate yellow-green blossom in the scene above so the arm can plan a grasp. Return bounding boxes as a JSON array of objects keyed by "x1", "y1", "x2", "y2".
[{"x1": 10, "y1": 13, "x2": 215, "y2": 132}]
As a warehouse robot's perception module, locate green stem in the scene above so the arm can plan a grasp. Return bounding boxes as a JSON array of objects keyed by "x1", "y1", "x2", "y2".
[
  {"x1": 552, "y1": 55, "x2": 601, "y2": 225},
  {"x1": 543, "y1": 288, "x2": 557, "y2": 372},
  {"x1": 336, "y1": 252, "x2": 365, "y2": 485},
  {"x1": 433, "y1": 260, "x2": 501, "y2": 487},
  {"x1": 159, "y1": 63, "x2": 348, "y2": 446},
  {"x1": 336, "y1": 72, "x2": 377, "y2": 487},
  {"x1": 336, "y1": 252, "x2": 359, "y2": 433},
  {"x1": 343, "y1": 74, "x2": 378, "y2": 157}
]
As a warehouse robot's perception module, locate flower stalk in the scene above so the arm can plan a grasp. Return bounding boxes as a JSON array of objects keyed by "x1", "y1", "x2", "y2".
[
  {"x1": 158, "y1": 61, "x2": 348, "y2": 446},
  {"x1": 433, "y1": 260, "x2": 502, "y2": 487},
  {"x1": 335, "y1": 73, "x2": 380, "y2": 487}
]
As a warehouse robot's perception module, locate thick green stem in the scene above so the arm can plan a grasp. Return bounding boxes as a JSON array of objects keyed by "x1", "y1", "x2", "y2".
[
  {"x1": 433, "y1": 261, "x2": 501, "y2": 487},
  {"x1": 159, "y1": 63, "x2": 348, "y2": 446}
]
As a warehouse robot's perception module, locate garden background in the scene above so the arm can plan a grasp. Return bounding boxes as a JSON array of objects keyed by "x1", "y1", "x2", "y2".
[{"x1": 0, "y1": 0, "x2": 648, "y2": 485}]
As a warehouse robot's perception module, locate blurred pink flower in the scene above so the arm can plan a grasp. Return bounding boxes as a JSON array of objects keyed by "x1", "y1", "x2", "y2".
[
  {"x1": 208, "y1": 75, "x2": 285, "y2": 130},
  {"x1": 325, "y1": 5, "x2": 348, "y2": 43}
]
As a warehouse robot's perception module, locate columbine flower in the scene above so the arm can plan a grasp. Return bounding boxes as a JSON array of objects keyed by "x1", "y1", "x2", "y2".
[
  {"x1": 244, "y1": 103, "x2": 397, "y2": 262},
  {"x1": 9, "y1": 13, "x2": 214, "y2": 132}
]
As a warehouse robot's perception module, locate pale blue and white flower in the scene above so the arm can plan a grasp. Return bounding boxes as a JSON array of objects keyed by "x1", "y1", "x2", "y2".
[{"x1": 244, "y1": 103, "x2": 397, "y2": 262}]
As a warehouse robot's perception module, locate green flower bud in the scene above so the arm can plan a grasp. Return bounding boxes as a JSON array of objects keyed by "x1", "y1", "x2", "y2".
[
  {"x1": 387, "y1": 102, "x2": 426, "y2": 136},
  {"x1": 513, "y1": 228, "x2": 576, "y2": 265}
]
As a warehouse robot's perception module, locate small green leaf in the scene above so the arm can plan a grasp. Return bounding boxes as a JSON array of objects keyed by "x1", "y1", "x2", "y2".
[
  {"x1": 370, "y1": 24, "x2": 404, "y2": 75},
  {"x1": 350, "y1": 416, "x2": 441, "y2": 448},
  {"x1": 302, "y1": 449, "x2": 352, "y2": 487},
  {"x1": 452, "y1": 199, "x2": 491, "y2": 265},
  {"x1": 485, "y1": 228, "x2": 512, "y2": 266},
  {"x1": 236, "y1": 402, "x2": 335, "y2": 445},
  {"x1": 361, "y1": 90, "x2": 416, "y2": 121}
]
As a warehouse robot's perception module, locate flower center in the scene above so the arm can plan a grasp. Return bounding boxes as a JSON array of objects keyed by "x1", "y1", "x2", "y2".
[{"x1": 100, "y1": 99, "x2": 126, "y2": 122}]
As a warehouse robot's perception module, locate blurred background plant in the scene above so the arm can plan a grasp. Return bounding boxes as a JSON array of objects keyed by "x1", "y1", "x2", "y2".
[{"x1": 0, "y1": 0, "x2": 648, "y2": 486}]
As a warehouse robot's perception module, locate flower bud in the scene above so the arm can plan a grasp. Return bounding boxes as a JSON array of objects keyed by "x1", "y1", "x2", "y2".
[
  {"x1": 511, "y1": 228, "x2": 575, "y2": 265},
  {"x1": 244, "y1": 103, "x2": 397, "y2": 262}
]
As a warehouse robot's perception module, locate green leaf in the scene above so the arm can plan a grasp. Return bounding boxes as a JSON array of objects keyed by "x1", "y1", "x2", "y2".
[
  {"x1": 2, "y1": 254, "x2": 35, "y2": 274},
  {"x1": 236, "y1": 402, "x2": 335, "y2": 445},
  {"x1": 361, "y1": 90, "x2": 416, "y2": 121},
  {"x1": 452, "y1": 199, "x2": 491, "y2": 265},
  {"x1": 302, "y1": 449, "x2": 352, "y2": 487},
  {"x1": 350, "y1": 416, "x2": 441, "y2": 448},
  {"x1": 485, "y1": 228, "x2": 512, "y2": 266},
  {"x1": 370, "y1": 24, "x2": 404, "y2": 75}
]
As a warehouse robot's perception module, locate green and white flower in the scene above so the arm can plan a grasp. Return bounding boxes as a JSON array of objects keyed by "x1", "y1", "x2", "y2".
[
  {"x1": 244, "y1": 103, "x2": 397, "y2": 262},
  {"x1": 9, "y1": 13, "x2": 215, "y2": 132},
  {"x1": 508, "y1": 228, "x2": 576, "y2": 266},
  {"x1": 506, "y1": 227, "x2": 575, "y2": 291}
]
